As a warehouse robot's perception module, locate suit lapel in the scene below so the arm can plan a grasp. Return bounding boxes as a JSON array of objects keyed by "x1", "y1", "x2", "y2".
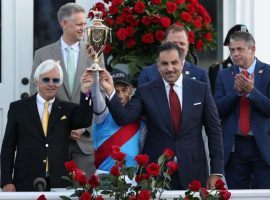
[
  {"x1": 151, "y1": 78, "x2": 175, "y2": 137},
  {"x1": 253, "y1": 59, "x2": 265, "y2": 90},
  {"x1": 47, "y1": 98, "x2": 63, "y2": 136},
  {"x1": 26, "y1": 95, "x2": 45, "y2": 139}
]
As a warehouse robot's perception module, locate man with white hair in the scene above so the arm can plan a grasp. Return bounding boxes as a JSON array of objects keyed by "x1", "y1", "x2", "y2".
[{"x1": 1, "y1": 59, "x2": 93, "y2": 191}]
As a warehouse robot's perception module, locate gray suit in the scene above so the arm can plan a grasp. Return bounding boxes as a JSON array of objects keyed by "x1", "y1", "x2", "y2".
[{"x1": 30, "y1": 39, "x2": 97, "y2": 177}]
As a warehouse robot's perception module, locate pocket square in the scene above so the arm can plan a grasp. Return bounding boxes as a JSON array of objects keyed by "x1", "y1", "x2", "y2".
[
  {"x1": 61, "y1": 115, "x2": 67, "y2": 120},
  {"x1": 193, "y1": 102, "x2": 201, "y2": 106}
]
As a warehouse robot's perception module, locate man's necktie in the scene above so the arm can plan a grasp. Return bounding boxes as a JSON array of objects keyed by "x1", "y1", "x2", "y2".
[
  {"x1": 169, "y1": 84, "x2": 181, "y2": 134},
  {"x1": 42, "y1": 101, "x2": 50, "y2": 173},
  {"x1": 42, "y1": 101, "x2": 50, "y2": 136},
  {"x1": 239, "y1": 71, "x2": 250, "y2": 135},
  {"x1": 66, "y1": 47, "x2": 75, "y2": 93}
]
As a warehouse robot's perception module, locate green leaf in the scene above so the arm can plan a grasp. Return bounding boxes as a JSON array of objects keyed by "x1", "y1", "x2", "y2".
[{"x1": 59, "y1": 196, "x2": 72, "y2": 200}]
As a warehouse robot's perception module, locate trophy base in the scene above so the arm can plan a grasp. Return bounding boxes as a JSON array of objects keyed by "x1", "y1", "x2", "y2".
[{"x1": 86, "y1": 63, "x2": 104, "y2": 72}]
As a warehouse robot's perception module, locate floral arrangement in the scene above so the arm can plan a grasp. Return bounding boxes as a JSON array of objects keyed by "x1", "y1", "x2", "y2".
[
  {"x1": 50, "y1": 146, "x2": 231, "y2": 200},
  {"x1": 90, "y1": 0, "x2": 216, "y2": 76}
]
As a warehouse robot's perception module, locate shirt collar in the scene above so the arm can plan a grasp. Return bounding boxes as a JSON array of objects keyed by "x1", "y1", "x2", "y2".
[
  {"x1": 37, "y1": 93, "x2": 55, "y2": 105},
  {"x1": 163, "y1": 74, "x2": 183, "y2": 88},
  {"x1": 61, "y1": 37, "x2": 80, "y2": 52}
]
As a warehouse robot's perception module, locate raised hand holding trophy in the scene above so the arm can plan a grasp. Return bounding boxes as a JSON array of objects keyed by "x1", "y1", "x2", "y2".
[{"x1": 85, "y1": 10, "x2": 111, "y2": 71}]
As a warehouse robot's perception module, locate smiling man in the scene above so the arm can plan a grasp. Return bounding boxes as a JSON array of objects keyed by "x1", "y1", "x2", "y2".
[
  {"x1": 99, "y1": 42, "x2": 224, "y2": 190},
  {"x1": 1, "y1": 59, "x2": 93, "y2": 191},
  {"x1": 29, "y1": 3, "x2": 98, "y2": 178}
]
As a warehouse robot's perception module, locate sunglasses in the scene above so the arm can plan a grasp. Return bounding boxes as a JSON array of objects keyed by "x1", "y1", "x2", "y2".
[{"x1": 41, "y1": 77, "x2": 60, "y2": 84}]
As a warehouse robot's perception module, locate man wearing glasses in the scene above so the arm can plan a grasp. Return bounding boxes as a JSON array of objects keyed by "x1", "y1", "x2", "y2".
[{"x1": 1, "y1": 59, "x2": 93, "y2": 191}]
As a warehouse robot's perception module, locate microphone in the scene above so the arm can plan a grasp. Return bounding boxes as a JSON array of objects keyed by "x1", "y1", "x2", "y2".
[{"x1": 33, "y1": 177, "x2": 47, "y2": 191}]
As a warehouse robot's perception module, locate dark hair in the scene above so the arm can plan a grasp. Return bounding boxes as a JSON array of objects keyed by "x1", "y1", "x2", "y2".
[
  {"x1": 157, "y1": 42, "x2": 184, "y2": 60},
  {"x1": 164, "y1": 24, "x2": 188, "y2": 41},
  {"x1": 229, "y1": 31, "x2": 255, "y2": 47}
]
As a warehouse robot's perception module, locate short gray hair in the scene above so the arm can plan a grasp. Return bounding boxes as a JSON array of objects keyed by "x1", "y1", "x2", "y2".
[
  {"x1": 34, "y1": 59, "x2": 63, "y2": 84},
  {"x1": 57, "y1": 3, "x2": 85, "y2": 23}
]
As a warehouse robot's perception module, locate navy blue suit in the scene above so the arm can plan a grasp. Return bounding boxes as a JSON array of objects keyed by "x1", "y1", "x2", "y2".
[
  {"x1": 107, "y1": 76, "x2": 224, "y2": 189},
  {"x1": 138, "y1": 61, "x2": 210, "y2": 86},
  {"x1": 214, "y1": 59, "x2": 270, "y2": 188}
]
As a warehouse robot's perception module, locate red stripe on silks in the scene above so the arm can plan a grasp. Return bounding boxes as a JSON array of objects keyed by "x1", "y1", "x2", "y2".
[{"x1": 94, "y1": 121, "x2": 140, "y2": 169}]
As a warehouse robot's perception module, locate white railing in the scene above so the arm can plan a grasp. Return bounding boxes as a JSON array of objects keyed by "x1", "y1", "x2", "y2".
[{"x1": 0, "y1": 190, "x2": 270, "y2": 200}]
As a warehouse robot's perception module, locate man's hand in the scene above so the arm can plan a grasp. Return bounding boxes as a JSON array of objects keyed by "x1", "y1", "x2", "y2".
[
  {"x1": 3, "y1": 184, "x2": 16, "y2": 192},
  {"x1": 234, "y1": 74, "x2": 243, "y2": 93},
  {"x1": 70, "y1": 129, "x2": 85, "y2": 140},
  {"x1": 206, "y1": 175, "x2": 222, "y2": 190},
  {"x1": 234, "y1": 72, "x2": 254, "y2": 94},
  {"x1": 80, "y1": 70, "x2": 94, "y2": 94},
  {"x1": 99, "y1": 70, "x2": 115, "y2": 96}
]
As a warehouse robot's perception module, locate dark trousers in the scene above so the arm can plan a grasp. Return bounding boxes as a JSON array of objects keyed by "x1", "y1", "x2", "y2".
[{"x1": 225, "y1": 135, "x2": 270, "y2": 189}]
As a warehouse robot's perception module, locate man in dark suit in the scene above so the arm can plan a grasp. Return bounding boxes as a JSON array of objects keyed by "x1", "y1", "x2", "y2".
[
  {"x1": 99, "y1": 42, "x2": 224, "y2": 190},
  {"x1": 214, "y1": 31, "x2": 270, "y2": 189},
  {"x1": 209, "y1": 24, "x2": 249, "y2": 94},
  {"x1": 138, "y1": 24, "x2": 209, "y2": 86},
  {"x1": 29, "y1": 3, "x2": 100, "y2": 177},
  {"x1": 1, "y1": 59, "x2": 93, "y2": 191}
]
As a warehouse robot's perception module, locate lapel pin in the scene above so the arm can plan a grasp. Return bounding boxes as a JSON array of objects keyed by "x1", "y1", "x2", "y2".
[
  {"x1": 58, "y1": 106, "x2": 62, "y2": 109},
  {"x1": 185, "y1": 71, "x2": 190, "y2": 75},
  {"x1": 259, "y1": 69, "x2": 263, "y2": 74}
]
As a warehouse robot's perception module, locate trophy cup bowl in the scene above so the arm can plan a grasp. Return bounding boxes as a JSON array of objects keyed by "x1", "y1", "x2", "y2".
[{"x1": 85, "y1": 10, "x2": 111, "y2": 71}]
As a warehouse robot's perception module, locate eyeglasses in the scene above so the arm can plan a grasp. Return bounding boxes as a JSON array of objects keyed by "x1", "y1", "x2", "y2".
[{"x1": 41, "y1": 77, "x2": 60, "y2": 84}]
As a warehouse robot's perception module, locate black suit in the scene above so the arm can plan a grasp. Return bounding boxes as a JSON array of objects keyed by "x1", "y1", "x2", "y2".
[
  {"x1": 1, "y1": 93, "x2": 93, "y2": 191},
  {"x1": 107, "y1": 76, "x2": 224, "y2": 189}
]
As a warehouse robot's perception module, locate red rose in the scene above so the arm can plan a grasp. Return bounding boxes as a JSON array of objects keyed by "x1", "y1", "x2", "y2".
[
  {"x1": 95, "y1": 2, "x2": 105, "y2": 11},
  {"x1": 187, "y1": 4, "x2": 196, "y2": 14},
  {"x1": 196, "y1": 39, "x2": 204, "y2": 51},
  {"x1": 193, "y1": 18, "x2": 202, "y2": 29},
  {"x1": 80, "y1": 191, "x2": 91, "y2": 200},
  {"x1": 103, "y1": 44, "x2": 112, "y2": 55},
  {"x1": 111, "y1": 145, "x2": 120, "y2": 153},
  {"x1": 163, "y1": 148, "x2": 175, "y2": 159},
  {"x1": 142, "y1": 33, "x2": 154, "y2": 44},
  {"x1": 215, "y1": 179, "x2": 225, "y2": 190},
  {"x1": 126, "y1": 26, "x2": 134, "y2": 37},
  {"x1": 64, "y1": 160, "x2": 77, "y2": 172},
  {"x1": 111, "y1": 0, "x2": 123, "y2": 6},
  {"x1": 188, "y1": 31, "x2": 195, "y2": 44},
  {"x1": 219, "y1": 189, "x2": 231, "y2": 200},
  {"x1": 110, "y1": 165, "x2": 121, "y2": 176},
  {"x1": 151, "y1": 0, "x2": 162, "y2": 5},
  {"x1": 200, "y1": 187, "x2": 209, "y2": 199},
  {"x1": 166, "y1": 161, "x2": 179, "y2": 175},
  {"x1": 105, "y1": 18, "x2": 114, "y2": 26},
  {"x1": 181, "y1": 11, "x2": 192, "y2": 23},
  {"x1": 75, "y1": 172, "x2": 87, "y2": 186},
  {"x1": 134, "y1": 1, "x2": 145, "y2": 14},
  {"x1": 175, "y1": 0, "x2": 185, "y2": 4},
  {"x1": 129, "y1": 194, "x2": 137, "y2": 200},
  {"x1": 116, "y1": 28, "x2": 127, "y2": 41},
  {"x1": 138, "y1": 189, "x2": 151, "y2": 200},
  {"x1": 152, "y1": 15, "x2": 161, "y2": 23},
  {"x1": 141, "y1": 16, "x2": 152, "y2": 26},
  {"x1": 155, "y1": 30, "x2": 165, "y2": 42},
  {"x1": 203, "y1": 32, "x2": 212, "y2": 41},
  {"x1": 131, "y1": 19, "x2": 139, "y2": 26},
  {"x1": 136, "y1": 173, "x2": 151, "y2": 182},
  {"x1": 96, "y1": 195, "x2": 104, "y2": 200},
  {"x1": 203, "y1": 13, "x2": 212, "y2": 24},
  {"x1": 108, "y1": 6, "x2": 118, "y2": 15},
  {"x1": 37, "y1": 194, "x2": 47, "y2": 200},
  {"x1": 146, "y1": 162, "x2": 160, "y2": 176},
  {"x1": 111, "y1": 151, "x2": 126, "y2": 162},
  {"x1": 135, "y1": 154, "x2": 149, "y2": 166},
  {"x1": 116, "y1": 16, "x2": 125, "y2": 25},
  {"x1": 175, "y1": 21, "x2": 184, "y2": 27},
  {"x1": 189, "y1": 180, "x2": 202, "y2": 192},
  {"x1": 160, "y1": 17, "x2": 171, "y2": 28},
  {"x1": 166, "y1": 2, "x2": 177, "y2": 14},
  {"x1": 125, "y1": 15, "x2": 135, "y2": 24},
  {"x1": 88, "y1": 174, "x2": 99, "y2": 188},
  {"x1": 122, "y1": 7, "x2": 133, "y2": 15},
  {"x1": 126, "y1": 39, "x2": 136, "y2": 48}
]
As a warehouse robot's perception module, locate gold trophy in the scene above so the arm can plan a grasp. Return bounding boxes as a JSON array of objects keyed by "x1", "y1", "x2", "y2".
[{"x1": 85, "y1": 10, "x2": 111, "y2": 71}]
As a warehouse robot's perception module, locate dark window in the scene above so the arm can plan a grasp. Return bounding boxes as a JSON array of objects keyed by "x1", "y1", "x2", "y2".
[{"x1": 34, "y1": 0, "x2": 75, "y2": 51}]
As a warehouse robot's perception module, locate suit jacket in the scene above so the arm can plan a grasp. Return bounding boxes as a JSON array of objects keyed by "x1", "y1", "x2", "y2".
[
  {"x1": 0, "y1": 93, "x2": 93, "y2": 191},
  {"x1": 138, "y1": 61, "x2": 210, "y2": 86},
  {"x1": 30, "y1": 39, "x2": 95, "y2": 154},
  {"x1": 214, "y1": 59, "x2": 270, "y2": 165},
  {"x1": 107, "y1": 76, "x2": 224, "y2": 188}
]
